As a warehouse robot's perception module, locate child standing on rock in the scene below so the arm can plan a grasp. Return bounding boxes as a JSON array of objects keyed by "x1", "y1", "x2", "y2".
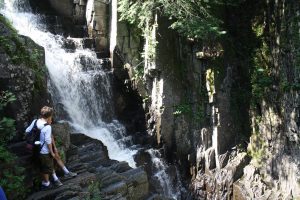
[{"x1": 25, "y1": 106, "x2": 77, "y2": 190}]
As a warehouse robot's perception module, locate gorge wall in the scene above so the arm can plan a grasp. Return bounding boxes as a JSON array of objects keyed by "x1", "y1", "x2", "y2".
[
  {"x1": 113, "y1": 0, "x2": 300, "y2": 199},
  {"x1": 2, "y1": 0, "x2": 300, "y2": 199}
]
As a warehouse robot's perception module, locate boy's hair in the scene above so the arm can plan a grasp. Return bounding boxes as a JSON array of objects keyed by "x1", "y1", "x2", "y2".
[{"x1": 40, "y1": 106, "x2": 53, "y2": 118}]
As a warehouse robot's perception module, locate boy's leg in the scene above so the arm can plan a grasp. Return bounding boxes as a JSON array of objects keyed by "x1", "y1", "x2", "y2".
[
  {"x1": 54, "y1": 151, "x2": 76, "y2": 177},
  {"x1": 41, "y1": 173, "x2": 50, "y2": 186},
  {"x1": 40, "y1": 154, "x2": 54, "y2": 189},
  {"x1": 53, "y1": 152, "x2": 65, "y2": 168}
]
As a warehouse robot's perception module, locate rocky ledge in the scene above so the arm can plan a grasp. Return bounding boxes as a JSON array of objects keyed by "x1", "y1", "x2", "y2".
[{"x1": 9, "y1": 124, "x2": 151, "y2": 200}]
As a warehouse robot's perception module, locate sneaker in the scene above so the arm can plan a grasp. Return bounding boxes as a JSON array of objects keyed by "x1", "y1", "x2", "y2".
[
  {"x1": 53, "y1": 179, "x2": 63, "y2": 188},
  {"x1": 64, "y1": 171, "x2": 77, "y2": 178},
  {"x1": 41, "y1": 183, "x2": 53, "y2": 191}
]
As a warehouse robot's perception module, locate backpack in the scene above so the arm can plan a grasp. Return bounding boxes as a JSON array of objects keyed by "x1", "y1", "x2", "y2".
[{"x1": 25, "y1": 119, "x2": 48, "y2": 162}]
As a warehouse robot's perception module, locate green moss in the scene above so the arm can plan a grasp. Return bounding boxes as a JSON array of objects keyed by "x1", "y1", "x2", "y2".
[
  {"x1": 0, "y1": 91, "x2": 26, "y2": 199},
  {"x1": 247, "y1": 131, "x2": 267, "y2": 167},
  {"x1": 0, "y1": 15, "x2": 46, "y2": 93},
  {"x1": 86, "y1": 181, "x2": 102, "y2": 200},
  {"x1": 0, "y1": 145, "x2": 26, "y2": 199}
]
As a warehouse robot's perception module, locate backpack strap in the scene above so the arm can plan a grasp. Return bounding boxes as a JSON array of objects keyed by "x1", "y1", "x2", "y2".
[
  {"x1": 33, "y1": 119, "x2": 38, "y2": 127},
  {"x1": 32, "y1": 119, "x2": 39, "y2": 140}
]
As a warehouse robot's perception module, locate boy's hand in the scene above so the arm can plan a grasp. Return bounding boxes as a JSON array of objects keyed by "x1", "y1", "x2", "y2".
[{"x1": 51, "y1": 152, "x2": 56, "y2": 158}]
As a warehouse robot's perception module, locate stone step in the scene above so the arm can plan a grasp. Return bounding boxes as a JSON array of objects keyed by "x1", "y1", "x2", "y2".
[
  {"x1": 98, "y1": 159, "x2": 119, "y2": 168},
  {"x1": 67, "y1": 154, "x2": 79, "y2": 163},
  {"x1": 146, "y1": 194, "x2": 170, "y2": 200},
  {"x1": 108, "y1": 161, "x2": 131, "y2": 173},
  {"x1": 86, "y1": 157, "x2": 109, "y2": 168},
  {"x1": 67, "y1": 162, "x2": 87, "y2": 172},
  {"x1": 101, "y1": 181, "x2": 127, "y2": 196},
  {"x1": 66, "y1": 145, "x2": 79, "y2": 158},
  {"x1": 96, "y1": 167, "x2": 126, "y2": 186},
  {"x1": 26, "y1": 172, "x2": 97, "y2": 200},
  {"x1": 102, "y1": 194, "x2": 126, "y2": 200},
  {"x1": 78, "y1": 151, "x2": 102, "y2": 163},
  {"x1": 77, "y1": 142, "x2": 103, "y2": 156},
  {"x1": 70, "y1": 134, "x2": 94, "y2": 146},
  {"x1": 26, "y1": 184, "x2": 82, "y2": 200}
]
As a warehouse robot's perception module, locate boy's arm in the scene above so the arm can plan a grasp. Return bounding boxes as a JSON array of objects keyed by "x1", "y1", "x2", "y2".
[
  {"x1": 51, "y1": 135, "x2": 58, "y2": 153},
  {"x1": 48, "y1": 143, "x2": 55, "y2": 157},
  {"x1": 44, "y1": 125, "x2": 55, "y2": 157}
]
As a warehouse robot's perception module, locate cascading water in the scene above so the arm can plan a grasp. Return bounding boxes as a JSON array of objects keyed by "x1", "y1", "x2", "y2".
[
  {"x1": 147, "y1": 149, "x2": 185, "y2": 199},
  {"x1": 1, "y1": 0, "x2": 185, "y2": 198},
  {"x1": 1, "y1": 0, "x2": 137, "y2": 167}
]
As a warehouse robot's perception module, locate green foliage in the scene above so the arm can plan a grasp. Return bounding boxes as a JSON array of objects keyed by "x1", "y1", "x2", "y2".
[
  {"x1": 133, "y1": 63, "x2": 144, "y2": 81},
  {"x1": 173, "y1": 103, "x2": 192, "y2": 116},
  {"x1": 118, "y1": 0, "x2": 157, "y2": 29},
  {"x1": 250, "y1": 29, "x2": 273, "y2": 103},
  {"x1": 85, "y1": 181, "x2": 102, "y2": 200},
  {"x1": 173, "y1": 102, "x2": 206, "y2": 125},
  {"x1": 162, "y1": 0, "x2": 225, "y2": 39},
  {"x1": 251, "y1": 67, "x2": 272, "y2": 100},
  {"x1": 247, "y1": 131, "x2": 267, "y2": 167},
  {"x1": 118, "y1": 0, "x2": 226, "y2": 39},
  {"x1": 0, "y1": 145, "x2": 26, "y2": 199},
  {"x1": 0, "y1": 91, "x2": 16, "y2": 111},
  {"x1": 0, "y1": 91, "x2": 16, "y2": 144},
  {"x1": 0, "y1": 91, "x2": 26, "y2": 199},
  {"x1": 54, "y1": 135, "x2": 66, "y2": 161},
  {"x1": 0, "y1": 15, "x2": 46, "y2": 91}
]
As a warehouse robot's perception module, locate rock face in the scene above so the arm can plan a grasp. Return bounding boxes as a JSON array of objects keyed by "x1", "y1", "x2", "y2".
[
  {"x1": 235, "y1": 1, "x2": 300, "y2": 199},
  {"x1": 34, "y1": 0, "x2": 110, "y2": 54},
  {"x1": 0, "y1": 15, "x2": 51, "y2": 137},
  {"x1": 9, "y1": 125, "x2": 150, "y2": 200},
  {"x1": 115, "y1": 0, "x2": 300, "y2": 199}
]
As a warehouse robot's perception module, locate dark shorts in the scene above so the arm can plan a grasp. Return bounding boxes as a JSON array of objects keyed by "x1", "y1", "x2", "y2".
[{"x1": 39, "y1": 154, "x2": 54, "y2": 174}]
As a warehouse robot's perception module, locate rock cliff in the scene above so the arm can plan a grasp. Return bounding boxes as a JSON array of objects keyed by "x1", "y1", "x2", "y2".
[
  {"x1": 0, "y1": 14, "x2": 51, "y2": 137},
  {"x1": 3, "y1": 0, "x2": 300, "y2": 199},
  {"x1": 114, "y1": 0, "x2": 300, "y2": 199}
]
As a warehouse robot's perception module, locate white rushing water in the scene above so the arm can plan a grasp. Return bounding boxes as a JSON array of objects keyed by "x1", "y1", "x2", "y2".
[
  {"x1": 1, "y1": 0, "x2": 137, "y2": 167},
  {"x1": 1, "y1": 0, "x2": 186, "y2": 198},
  {"x1": 147, "y1": 149, "x2": 184, "y2": 199}
]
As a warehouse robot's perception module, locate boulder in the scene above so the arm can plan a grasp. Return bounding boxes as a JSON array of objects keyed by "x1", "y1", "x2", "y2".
[{"x1": 205, "y1": 147, "x2": 216, "y2": 170}]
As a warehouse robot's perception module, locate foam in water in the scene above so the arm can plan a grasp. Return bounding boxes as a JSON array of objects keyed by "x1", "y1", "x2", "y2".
[
  {"x1": 147, "y1": 149, "x2": 183, "y2": 199},
  {"x1": 1, "y1": 0, "x2": 137, "y2": 168},
  {"x1": 1, "y1": 1, "x2": 186, "y2": 197}
]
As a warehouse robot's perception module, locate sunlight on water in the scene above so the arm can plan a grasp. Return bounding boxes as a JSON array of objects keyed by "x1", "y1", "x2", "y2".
[{"x1": 1, "y1": 0, "x2": 137, "y2": 168}]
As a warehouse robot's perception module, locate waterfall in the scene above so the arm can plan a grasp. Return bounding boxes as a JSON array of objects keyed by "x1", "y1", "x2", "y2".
[
  {"x1": 1, "y1": 1, "x2": 185, "y2": 198},
  {"x1": 147, "y1": 149, "x2": 184, "y2": 199},
  {"x1": 1, "y1": 0, "x2": 137, "y2": 168}
]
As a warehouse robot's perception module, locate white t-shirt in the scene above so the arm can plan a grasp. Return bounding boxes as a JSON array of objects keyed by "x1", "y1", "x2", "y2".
[{"x1": 25, "y1": 119, "x2": 52, "y2": 154}]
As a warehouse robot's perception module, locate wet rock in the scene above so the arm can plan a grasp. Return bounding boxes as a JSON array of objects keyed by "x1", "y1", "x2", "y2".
[
  {"x1": 52, "y1": 122, "x2": 71, "y2": 149},
  {"x1": 219, "y1": 152, "x2": 229, "y2": 168},
  {"x1": 23, "y1": 133, "x2": 151, "y2": 199},
  {"x1": 61, "y1": 39, "x2": 76, "y2": 52},
  {"x1": 205, "y1": 147, "x2": 216, "y2": 170},
  {"x1": 192, "y1": 152, "x2": 251, "y2": 199}
]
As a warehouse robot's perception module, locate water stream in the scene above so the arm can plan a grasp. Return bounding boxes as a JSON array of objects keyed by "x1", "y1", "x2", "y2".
[
  {"x1": 2, "y1": 0, "x2": 137, "y2": 168},
  {"x1": 1, "y1": 1, "x2": 183, "y2": 198}
]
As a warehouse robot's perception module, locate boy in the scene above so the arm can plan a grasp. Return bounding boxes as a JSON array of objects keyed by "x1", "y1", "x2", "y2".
[{"x1": 26, "y1": 106, "x2": 76, "y2": 190}]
